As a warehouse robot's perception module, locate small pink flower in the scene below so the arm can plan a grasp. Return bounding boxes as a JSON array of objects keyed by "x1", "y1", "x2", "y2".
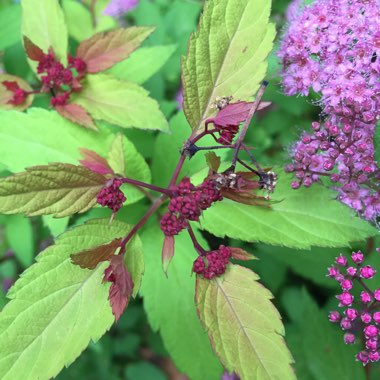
[
  {"x1": 361, "y1": 313, "x2": 372, "y2": 324},
  {"x1": 374, "y1": 289, "x2": 380, "y2": 301},
  {"x1": 356, "y1": 351, "x2": 369, "y2": 365},
  {"x1": 351, "y1": 251, "x2": 364, "y2": 264},
  {"x1": 364, "y1": 325, "x2": 378, "y2": 339},
  {"x1": 373, "y1": 312, "x2": 380, "y2": 324},
  {"x1": 336, "y1": 254, "x2": 348, "y2": 266},
  {"x1": 369, "y1": 351, "x2": 380, "y2": 362},
  {"x1": 327, "y1": 266, "x2": 340, "y2": 278},
  {"x1": 361, "y1": 291, "x2": 372, "y2": 304},
  {"x1": 341, "y1": 279, "x2": 353, "y2": 291},
  {"x1": 345, "y1": 308, "x2": 358, "y2": 321},
  {"x1": 366, "y1": 338, "x2": 378, "y2": 351},
  {"x1": 329, "y1": 311, "x2": 341, "y2": 323},
  {"x1": 360, "y1": 265, "x2": 376, "y2": 279},
  {"x1": 346, "y1": 266, "x2": 357, "y2": 276},
  {"x1": 344, "y1": 333, "x2": 355, "y2": 345},
  {"x1": 340, "y1": 318, "x2": 352, "y2": 330},
  {"x1": 336, "y1": 292, "x2": 354, "y2": 307}
]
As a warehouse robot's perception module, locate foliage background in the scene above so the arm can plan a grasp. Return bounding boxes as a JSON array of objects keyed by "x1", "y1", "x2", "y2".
[{"x1": 0, "y1": 0, "x2": 378, "y2": 379}]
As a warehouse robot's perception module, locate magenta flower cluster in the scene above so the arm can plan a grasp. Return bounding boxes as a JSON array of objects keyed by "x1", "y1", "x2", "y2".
[
  {"x1": 193, "y1": 245, "x2": 232, "y2": 279},
  {"x1": 96, "y1": 178, "x2": 126, "y2": 212},
  {"x1": 103, "y1": 0, "x2": 139, "y2": 17},
  {"x1": 160, "y1": 177, "x2": 222, "y2": 236},
  {"x1": 328, "y1": 250, "x2": 380, "y2": 365},
  {"x1": 280, "y1": 0, "x2": 380, "y2": 221}
]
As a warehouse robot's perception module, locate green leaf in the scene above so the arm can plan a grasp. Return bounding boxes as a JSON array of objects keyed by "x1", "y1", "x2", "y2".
[
  {"x1": 182, "y1": 0, "x2": 275, "y2": 131},
  {"x1": 77, "y1": 27, "x2": 154, "y2": 73},
  {"x1": 5, "y1": 215, "x2": 34, "y2": 268},
  {"x1": 0, "y1": 4, "x2": 21, "y2": 50},
  {"x1": 73, "y1": 74, "x2": 169, "y2": 131},
  {"x1": 201, "y1": 171, "x2": 377, "y2": 249},
  {"x1": 196, "y1": 264, "x2": 295, "y2": 380},
  {"x1": 108, "y1": 133, "x2": 127, "y2": 176},
  {"x1": 124, "y1": 362, "x2": 166, "y2": 380},
  {"x1": 107, "y1": 44, "x2": 177, "y2": 84},
  {"x1": 0, "y1": 219, "x2": 135, "y2": 380},
  {"x1": 21, "y1": 0, "x2": 68, "y2": 68},
  {"x1": 124, "y1": 236, "x2": 144, "y2": 298},
  {"x1": 42, "y1": 215, "x2": 69, "y2": 237},
  {"x1": 285, "y1": 289, "x2": 366, "y2": 380},
  {"x1": 0, "y1": 163, "x2": 106, "y2": 217},
  {"x1": 140, "y1": 223, "x2": 223, "y2": 380},
  {"x1": 62, "y1": 0, "x2": 116, "y2": 42}
]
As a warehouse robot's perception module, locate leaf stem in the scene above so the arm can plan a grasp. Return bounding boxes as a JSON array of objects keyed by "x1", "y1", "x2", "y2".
[
  {"x1": 121, "y1": 178, "x2": 173, "y2": 196},
  {"x1": 187, "y1": 223, "x2": 207, "y2": 256},
  {"x1": 231, "y1": 82, "x2": 268, "y2": 169}
]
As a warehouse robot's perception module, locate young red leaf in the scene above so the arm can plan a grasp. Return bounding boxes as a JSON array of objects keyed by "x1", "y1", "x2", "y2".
[
  {"x1": 162, "y1": 235, "x2": 175, "y2": 277},
  {"x1": 71, "y1": 238, "x2": 122, "y2": 269},
  {"x1": 103, "y1": 255, "x2": 134, "y2": 321},
  {"x1": 230, "y1": 247, "x2": 257, "y2": 261},
  {"x1": 0, "y1": 74, "x2": 34, "y2": 111},
  {"x1": 79, "y1": 148, "x2": 114, "y2": 176},
  {"x1": 76, "y1": 27, "x2": 155, "y2": 73},
  {"x1": 55, "y1": 103, "x2": 97, "y2": 130},
  {"x1": 23, "y1": 36, "x2": 45, "y2": 61},
  {"x1": 206, "y1": 101, "x2": 271, "y2": 128}
]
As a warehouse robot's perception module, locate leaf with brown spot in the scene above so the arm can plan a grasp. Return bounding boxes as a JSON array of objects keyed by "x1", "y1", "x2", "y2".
[
  {"x1": 76, "y1": 27, "x2": 155, "y2": 73},
  {"x1": 71, "y1": 238, "x2": 122, "y2": 269},
  {"x1": 55, "y1": 103, "x2": 97, "y2": 130}
]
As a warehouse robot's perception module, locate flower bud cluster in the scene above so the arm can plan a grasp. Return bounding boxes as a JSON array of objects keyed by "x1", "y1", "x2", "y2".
[
  {"x1": 193, "y1": 245, "x2": 232, "y2": 279},
  {"x1": 97, "y1": 179, "x2": 126, "y2": 213},
  {"x1": 37, "y1": 52, "x2": 86, "y2": 106},
  {"x1": 160, "y1": 177, "x2": 223, "y2": 236},
  {"x1": 328, "y1": 250, "x2": 380, "y2": 365}
]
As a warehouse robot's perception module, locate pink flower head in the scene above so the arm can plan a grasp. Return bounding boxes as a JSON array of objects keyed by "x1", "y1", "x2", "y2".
[
  {"x1": 364, "y1": 325, "x2": 379, "y2": 339},
  {"x1": 351, "y1": 251, "x2": 364, "y2": 264},
  {"x1": 366, "y1": 338, "x2": 378, "y2": 351},
  {"x1": 344, "y1": 333, "x2": 355, "y2": 345},
  {"x1": 103, "y1": 0, "x2": 139, "y2": 17},
  {"x1": 374, "y1": 289, "x2": 380, "y2": 302},
  {"x1": 360, "y1": 265, "x2": 376, "y2": 279},
  {"x1": 336, "y1": 292, "x2": 354, "y2": 307},
  {"x1": 368, "y1": 351, "x2": 380, "y2": 362},
  {"x1": 341, "y1": 279, "x2": 353, "y2": 291},
  {"x1": 374, "y1": 312, "x2": 380, "y2": 324},
  {"x1": 329, "y1": 311, "x2": 341, "y2": 323},
  {"x1": 361, "y1": 313, "x2": 372, "y2": 324},
  {"x1": 340, "y1": 318, "x2": 352, "y2": 330},
  {"x1": 346, "y1": 266, "x2": 357, "y2": 276},
  {"x1": 345, "y1": 308, "x2": 358, "y2": 321},
  {"x1": 356, "y1": 351, "x2": 369, "y2": 365},
  {"x1": 361, "y1": 291, "x2": 372, "y2": 304},
  {"x1": 327, "y1": 266, "x2": 340, "y2": 278},
  {"x1": 335, "y1": 254, "x2": 348, "y2": 266}
]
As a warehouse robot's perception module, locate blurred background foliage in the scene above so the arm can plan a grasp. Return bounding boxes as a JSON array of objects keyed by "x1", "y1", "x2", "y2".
[{"x1": 0, "y1": 0, "x2": 379, "y2": 379}]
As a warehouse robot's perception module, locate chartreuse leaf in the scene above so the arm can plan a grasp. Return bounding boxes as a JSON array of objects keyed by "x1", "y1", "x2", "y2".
[
  {"x1": 201, "y1": 170, "x2": 377, "y2": 249},
  {"x1": 0, "y1": 163, "x2": 106, "y2": 217},
  {"x1": 0, "y1": 108, "x2": 151, "y2": 206},
  {"x1": 0, "y1": 219, "x2": 140, "y2": 380},
  {"x1": 140, "y1": 223, "x2": 223, "y2": 380},
  {"x1": 0, "y1": 4, "x2": 21, "y2": 50},
  {"x1": 285, "y1": 289, "x2": 365, "y2": 380},
  {"x1": 73, "y1": 74, "x2": 169, "y2": 131},
  {"x1": 107, "y1": 45, "x2": 177, "y2": 84},
  {"x1": 5, "y1": 215, "x2": 34, "y2": 268},
  {"x1": 62, "y1": 0, "x2": 116, "y2": 42},
  {"x1": 182, "y1": 0, "x2": 275, "y2": 132},
  {"x1": 21, "y1": 0, "x2": 68, "y2": 68}
]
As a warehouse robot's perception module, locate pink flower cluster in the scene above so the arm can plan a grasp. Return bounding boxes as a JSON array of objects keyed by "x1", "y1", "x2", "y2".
[
  {"x1": 97, "y1": 179, "x2": 126, "y2": 213},
  {"x1": 37, "y1": 52, "x2": 86, "y2": 106},
  {"x1": 328, "y1": 250, "x2": 380, "y2": 365},
  {"x1": 193, "y1": 245, "x2": 232, "y2": 279},
  {"x1": 280, "y1": 0, "x2": 380, "y2": 221},
  {"x1": 103, "y1": 0, "x2": 139, "y2": 17},
  {"x1": 160, "y1": 177, "x2": 223, "y2": 236}
]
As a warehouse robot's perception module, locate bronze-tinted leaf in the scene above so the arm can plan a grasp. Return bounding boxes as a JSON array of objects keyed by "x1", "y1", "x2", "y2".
[
  {"x1": 76, "y1": 27, "x2": 154, "y2": 73},
  {"x1": 23, "y1": 36, "x2": 45, "y2": 61},
  {"x1": 71, "y1": 238, "x2": 122, "y2": 269},
  {"x1": 79, "y1": 148, "x2": 114, "y2": 176},
  {"x1": 55, "y1": 103, "x2": 97, "y2": 130},
  {"x1": 162, "y1": 235, "x2": 175, "y2": 277},
  {"x1": 230, "y1": 247, "x2": 257, "y2": 261}
]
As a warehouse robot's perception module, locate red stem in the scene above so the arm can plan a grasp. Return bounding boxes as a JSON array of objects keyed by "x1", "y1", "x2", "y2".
[
  {"x1": 187, "y1": 223, "x2": 207, "y2": 256},
  {"x1": 121, "y1": 177, "x2": 173, "y2": 196}
]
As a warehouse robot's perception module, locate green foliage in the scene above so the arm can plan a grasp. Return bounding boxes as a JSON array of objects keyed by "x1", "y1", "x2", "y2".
[
  {"x1": 196, "y1": 264, "x2": 295, "y2": 380},
  {"x1": 201, "y1": 171, "x2": 376, "y2": 249},
  {"x1": 21, "y1": 0, "x2": 68, "y2": 68},
  {"x1": 0, "y1": 4, "x2": 21, "y2": 50},
  {"x1": 140, "y1": 223, "x2": 223, "y2": 380},
  {"x1": 182, "y1": 0, "x2": 275, "y2": 132},
  {"x1": 73, "y1": 74, "x2": 169, "y2": 131},
  {"x1": 0, "y1": 163, "x2": 106, "y2": 217},
  {"x1": 107, "y1": 44, "x2": 177, "y2": 84},
  {"x1": 0, "y1": 219, "x2": 139, "y2": 380},
  {"x1": 284, "y1": 289, "x2": 366, "y2": 380}
]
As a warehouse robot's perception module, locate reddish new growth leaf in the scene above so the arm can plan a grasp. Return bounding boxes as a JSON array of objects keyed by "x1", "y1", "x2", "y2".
[
  {"x1": 2, "y1": 81, "x2": 28, "y2": 106},
  {"x1": 103, "y1": 255, "x2": 133, "y2": 321},
  {"x1": 205, "y1": 101, "x2": 271, "y2": 145},
  {"x1": 23, "y1": 36, "x2": 45, "y2": 62},
  {"x1": 71, "y1": 238, "x2": 122, "y2": 269},
  {"x1": 56, "y1": 104, "x2": 97, "y2": 130},
  {"x1": 229, "y1": 247, "x2": 257, "y2": 261},
  {"x1": 80, "y1": 148, "x2": 114, "y2": 175},
  {"x1": 162, "y1": 235, "x2": 175, "y2": 276},
  {"x1": 76, "y1": 27, "x2": 154, "y2": 73}
]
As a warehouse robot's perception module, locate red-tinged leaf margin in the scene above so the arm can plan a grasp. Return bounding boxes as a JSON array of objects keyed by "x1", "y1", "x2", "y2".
[
  {"x1": 0, "y1": 74, "x2": 34, "y2": 111},
  {"x1": 23, "y1": 36, "x2": 45, "y2": 61},
  {"x1": 230, "y1": 247, "x2": 257, "y2": 261},
  {"x1": 103, "y1": 255, "x2": 134, "y2": 321},
  {"x1": 195, "y1": 264, "x2": 295, "y2": 380},
  {"x1": 162, "y1": 235, "x2": 175, "y2": 277},
  {"x1": 71, "y1": 238, "x2": 122, "y2": 269},
  {"x1": 55, "y1": 103, "x2": 97, "y2": 130},
  {"x1": 206, "y1": 101, "x2": 271, "y2": 129},
  {"x1": 76, "y1": 27, "x2": 155, "y2": 73},
  {"x1": 79, "y1": 148, "x2": 114, "y2": 176}
]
